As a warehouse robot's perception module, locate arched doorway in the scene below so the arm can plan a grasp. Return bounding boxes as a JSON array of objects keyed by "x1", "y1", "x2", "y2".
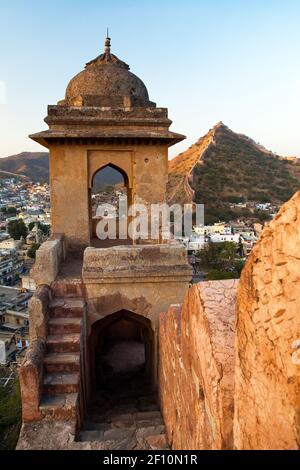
[
  {"x1": 89, "y1": 310, "x2": 154, "y2": 403},
  {"x1": 79, "y1": 311, "x2": 164, "y2": 444},
  {"x1": 89, "y1": 164, "x2": 132, "y2": 247}
]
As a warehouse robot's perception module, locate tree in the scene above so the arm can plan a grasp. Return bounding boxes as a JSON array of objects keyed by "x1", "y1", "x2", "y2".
[
  {"x1": 1, "y1": 207, "x2": 17, "y2": 217},
  {"x1": 28, "y1": 222, "x2": 50, "y2": 236},
  {"x1": 27, "y1": 243, "x2": 41, "y2": 259},
  {"x1": 0, "y1": 371, "x2": 21, "y2": 450},
  {"x1": 196, "y1": 241, "x2": 245, "y2": 279},
  {"x1": 206, "y1": 269, "x2": 238, "y2": 280},
  {"x1": 197, "y1": 242, "x2": 237, "y2": 271},
  {"x1": 7, "y1": 220, "x2": 27, "y2": 240}
]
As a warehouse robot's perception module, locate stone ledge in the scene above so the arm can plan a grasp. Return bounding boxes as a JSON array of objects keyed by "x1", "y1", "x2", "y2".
[{"x1": 82, "y1": 244, "x2": 193, "y2": 282}]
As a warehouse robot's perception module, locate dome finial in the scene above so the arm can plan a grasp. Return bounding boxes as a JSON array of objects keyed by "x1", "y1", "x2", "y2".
[{"x1": 105, "y1": 28, "x2": 111, "y2": 54}]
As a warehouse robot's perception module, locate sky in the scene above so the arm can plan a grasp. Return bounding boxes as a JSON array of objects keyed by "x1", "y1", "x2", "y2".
[{"x1": 0, "y1": 0, "x2": 300, "y2": 159}]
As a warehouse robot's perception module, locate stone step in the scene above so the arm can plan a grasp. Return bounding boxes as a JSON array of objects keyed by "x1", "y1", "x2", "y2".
[
  {"x1": 44, "y1": 353, "x2": 80, "y2": 373},
  {"x1": 145, "y1": 433, "x2": 169, "y2": 450},
  {"x1": 89, "y1": 402, "x2": 160, "y2": 417},
  {"x1": 49, "y1": 298, "x2": 85, "y2": 318},
  {"x1": 51, "y1": 282, "x2": 85, "y2": 300},
  {"x1": 39, "y1": 393, "x2": 78, "y2": 421},
  {"x1": 43, "y1": 372, "x2": 79, "y2": 395},
  {"x1": 82, "y1": 421, "x2": 111, "y2": 432},
  {"x1": 46, "y1": 334, "x2": 80, "y2": 353},
  {"x1": 48, "y1": 317, "x2": 82, "y2": 335},
  {"x1": 135, "y1": 411, "x2": 162, "y2": 421},
  {"x1": 85, "y1": 411, "x2": 164, "y2": 428},
  {"x1": 136, "y1": 424, "x2": 165, "y2": 439},
  {"x1": 79, "y1": 427, "x2": 135, "y2": 443}
]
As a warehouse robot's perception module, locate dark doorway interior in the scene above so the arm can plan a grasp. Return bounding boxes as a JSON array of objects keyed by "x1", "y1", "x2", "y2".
[
  {"x1": 78, "y1": 311, "x2": 163, "y2": 445},
  {"x1": 89, "y1": 310, "x2": 154, "y2": 410}
]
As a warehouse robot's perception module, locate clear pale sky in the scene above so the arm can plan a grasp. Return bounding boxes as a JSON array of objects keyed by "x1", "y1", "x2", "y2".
[{"x1": 1, "y1": 0, "x2": 300, "y2": 159}]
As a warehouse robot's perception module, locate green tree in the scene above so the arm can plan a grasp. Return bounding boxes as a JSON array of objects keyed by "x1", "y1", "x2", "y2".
[
  {"x1": 28, "y1": 222, "x2": 50, "y2": 236},
  {"x1": 7, "y1": 220, "x2": 27, "y2": 240},
  {"x1": 27, "y1": 243, "x2": 41, "y2": 259},
  {"x1": 197, "y1": 242, "x2": 237, "y2": 271},
  {"x1": 1, "y1": 207, "x2": 17, "y2": 217},
  {"x1": 0, "y1": 372, "x2": 21, "y2": 450},
  {"x1": 206, "y1": 269, "x2": 238, "y2": 280},
  {"x1": 196, "y1": 241, "x2": 246, "y2": 278}
]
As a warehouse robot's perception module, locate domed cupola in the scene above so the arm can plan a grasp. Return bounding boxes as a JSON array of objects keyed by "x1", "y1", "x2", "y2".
[{"x1": 63, "y1": 36, "x2": 153, "y2": 108}]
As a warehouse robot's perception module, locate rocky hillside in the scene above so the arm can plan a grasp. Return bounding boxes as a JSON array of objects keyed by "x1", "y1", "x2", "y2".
[
  {"x1": 167, "y1": 122, "x2": 300, "y2": 223},
  {"x1": 0, "y1": 170, "x2": 29, "y2": 181},
  {"x1": 0, "y1": 152, "x2": 49, "y2": 182},
  {"x1": 0, "y1": 152, "x2": 124, "y2": 188}
]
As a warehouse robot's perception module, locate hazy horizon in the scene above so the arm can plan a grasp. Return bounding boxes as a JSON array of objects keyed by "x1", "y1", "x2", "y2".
[{"x1": 1, "y1": 0, "x2": 300, "y2": 159}]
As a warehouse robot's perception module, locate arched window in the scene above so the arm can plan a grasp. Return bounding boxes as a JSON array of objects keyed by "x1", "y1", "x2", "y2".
[{"x1": 90, "y1": 164, "x2": 131, "y2": 247}]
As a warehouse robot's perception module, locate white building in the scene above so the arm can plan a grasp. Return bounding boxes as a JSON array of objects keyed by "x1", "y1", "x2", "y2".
[
  {"x1": 0, "y1": 238, "x2": 22, "y2": 251},
  {"x1": 194, "y1": 223, "x2": 232, "y2": 236},
  {"x1": 210, "y1": 233, "x2": 240, "y2": 244},
  {"x1": 0, "y1": 331, "x2": 17, "y2": 365},
  {"x1": 256, "y1": 203, "x2": 271, "y2": 211}
]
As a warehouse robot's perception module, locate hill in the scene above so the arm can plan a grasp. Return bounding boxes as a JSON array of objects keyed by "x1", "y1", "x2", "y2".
[
  {"x1": 0, "y1": 170, "x2": 29, "y2": 181},
  {"x1": 0, "y1": 152, "x2": 49, "y2": 182},
  {"x1": 0, "y1": 152, "x2": 124, "y2": 188},
  {"x1": 167, "y1": 122, "x2": 300, "y2": 224}
]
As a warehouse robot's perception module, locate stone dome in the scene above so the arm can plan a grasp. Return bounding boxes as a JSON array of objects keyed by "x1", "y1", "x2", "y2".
[{"x1": 64, "y1": 37, "x2": 151, "y2": 108}]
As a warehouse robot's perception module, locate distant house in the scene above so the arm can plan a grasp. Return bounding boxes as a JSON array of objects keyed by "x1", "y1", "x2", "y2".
[
  {"x1": 0, "y1": 330, "x2": 17, "y2": 365},
  {"x1": 256, "y1": 203, "x2": 271, "y2": 211},
  {"x1": 188, "y1": 233, "x2": 206, "y2": 251},
  {"x1": 194, "y1": 223, "x2": 232, "y2": 236},
  {"x1": 210, "y1": 233, "x2": 240, "y2": 244}
]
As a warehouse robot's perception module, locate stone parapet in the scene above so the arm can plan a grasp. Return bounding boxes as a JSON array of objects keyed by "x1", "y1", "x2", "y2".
[
  {"x1": 159, "y1": 280, "x2": 237, "y2": 450},
  {"x1": 82, "y1": 244, "x2": 193, "y2": 283},
  {"x1": 234, "y1": 191, "x2": 300, "y2": 450},
  {"x1": 28, "y1": 285, "x2": 51, "y2": 342},
  {"x1": 18, "y1": 339, "x2": 45, "y2": 423}
]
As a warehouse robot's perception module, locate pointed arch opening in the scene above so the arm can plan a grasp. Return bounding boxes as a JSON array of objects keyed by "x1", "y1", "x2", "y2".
[{"x1": 89, "y1": 163, "x2": 132, "y2": 247}]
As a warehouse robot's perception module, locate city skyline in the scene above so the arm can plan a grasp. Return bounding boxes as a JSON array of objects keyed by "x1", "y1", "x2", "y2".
[{"x1": 1, "y1": 0, "x2": 300, "y2": 158}]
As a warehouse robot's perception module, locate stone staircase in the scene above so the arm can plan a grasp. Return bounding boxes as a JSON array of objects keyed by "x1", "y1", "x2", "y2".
[
  {"x1": 79, "y1": 393, "x2": 169, "y2": 450},
  {"x1": 39, "y1": 298, "x2": 84, "y2": 421},
  {"x1": 35, "y1": 287, "x2": 169, "y2": 450}
]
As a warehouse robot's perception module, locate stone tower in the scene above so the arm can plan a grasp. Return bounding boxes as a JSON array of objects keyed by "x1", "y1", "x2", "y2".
[
  {"x1": 30, "y1": 36, "x2": 185, "y2": 253},
  {"x1": 18, "y1": 38, "x2": 192, "y2": 449}
]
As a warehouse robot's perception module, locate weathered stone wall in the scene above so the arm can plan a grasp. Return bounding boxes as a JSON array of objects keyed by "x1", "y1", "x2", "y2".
[
  {"x1": 31, "y1": 235, "x2": 65, "y2": 287},
  {"x1": 159, "y1": 280, "x2": 237, "y2": 450},
  {"x1": 234, "y1": 191, "x2": 300, "y2": 450},
  {"x1": 83, "y1": 244, "x2": 192, "y2": 331},
  {"x1": 83, "y1": 244, "x2": 192, "y2": 390},
  {"x1": 18, "y1": 339, "x2": 45, "y2": 422}
]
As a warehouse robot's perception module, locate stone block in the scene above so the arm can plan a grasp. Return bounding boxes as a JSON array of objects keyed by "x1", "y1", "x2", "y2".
[{"x1": 31, "y1": 236, "x2": 64, "y2": 286}]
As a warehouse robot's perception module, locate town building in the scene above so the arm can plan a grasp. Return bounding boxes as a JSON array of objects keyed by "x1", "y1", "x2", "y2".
[
  {"x1": 0, "y1": 286, "x2": 32, "y2": 363},
  {"x1": 0, "y1": 252, "x2": 25, "y2": 286},
  {"x1": 210, "y1": 233, "x2": 240, "y2": 244}
]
